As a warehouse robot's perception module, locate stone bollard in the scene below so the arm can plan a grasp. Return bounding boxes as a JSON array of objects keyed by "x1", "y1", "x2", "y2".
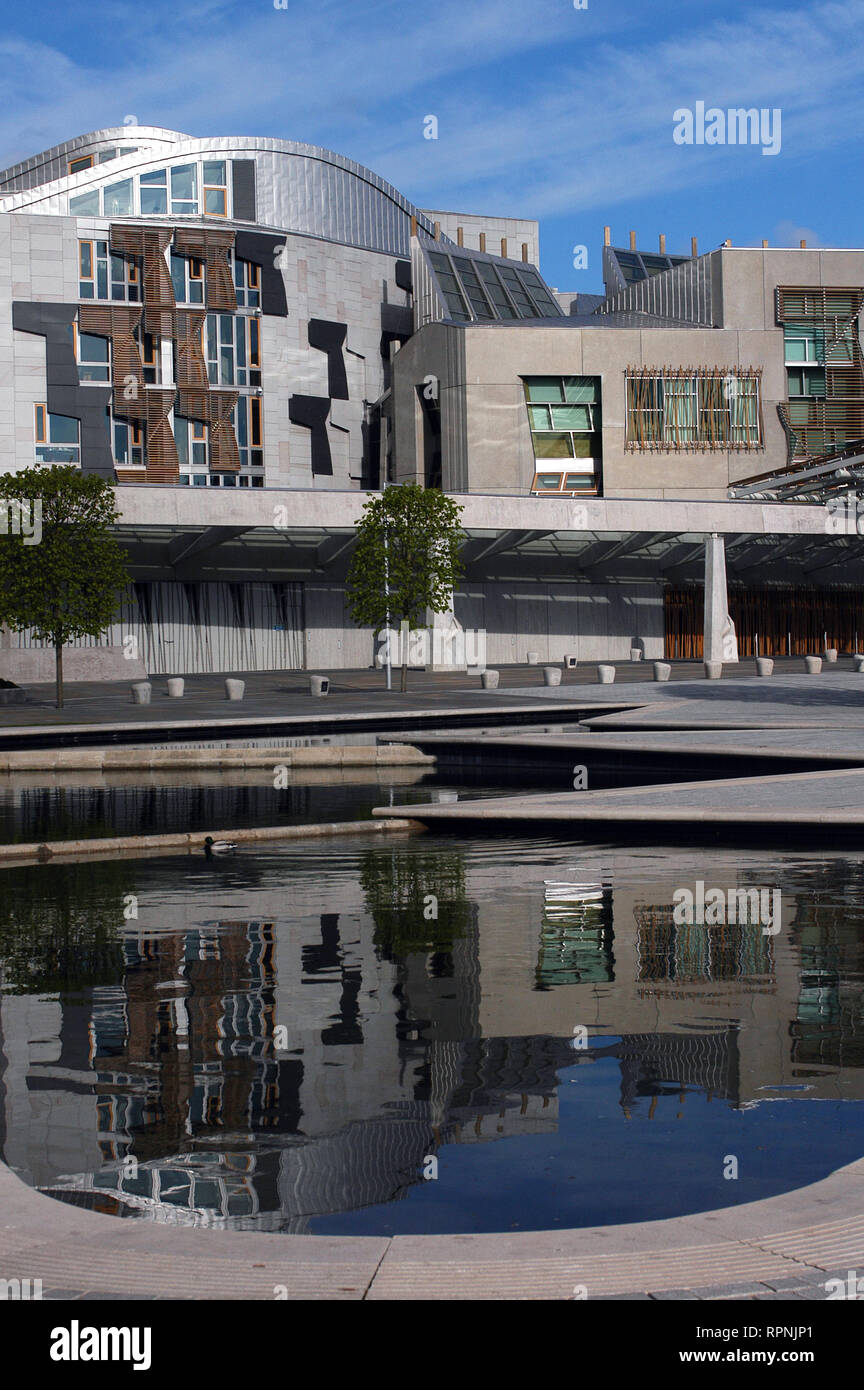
[
  {"x1": 543, "y1": 666, "x2": 562, "y2": 687},
  {"x1": 481, "y1": 669, "x2": 499, "y2": 689},
  {"x1": 131, "y1": 681, "x2": 152, "y2": 705},
  {"x1": 225, "y1": 678, "x2": 245, "y2": 701},
  {"x1": 597, "y1": 664, "x2": 616, "y2": 684},
  {"x1": 755, "y1": 657, "x2": 774, "y2": 677},
  {"x1": 804, "y1": 656, "x2": 822, "y2": 675},
  {"x1": 309, "y1": 675, "x2": 330, "y2": 696},
  {"x1": 167, "y1": 678, "x2": 184, "y2": 698},
  {"x1": 704, "y1": 661, "x2": 723, "y2": 680},
  {"x1": 653, "y1": 662, "x2": 671, "y2": 682},
  {"x1": 823, "y1": 648, "x2": 838, "y2": 663},
  {"x1": 526, "y1": 651, "x2": 539, "y2": 665},
  {"x1": 855, "y1": 654, "x2": 864, "y2": 673}
]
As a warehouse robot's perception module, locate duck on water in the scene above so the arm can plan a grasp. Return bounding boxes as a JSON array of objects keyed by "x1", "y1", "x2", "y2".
[{"x1": 203, "y1": 836, "x2": 238, "y2": 858}]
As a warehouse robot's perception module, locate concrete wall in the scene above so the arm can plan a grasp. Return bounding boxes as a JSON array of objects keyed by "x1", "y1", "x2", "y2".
[
  {"x1": 454, "y1": 581, "x2": 665, "y2": 663},
  {"x1": 390, "y1": 319, "x2": 798, "y2": 499},
  {"x1": 420, "y1": 209, "x2": 539, "y2": 267}
]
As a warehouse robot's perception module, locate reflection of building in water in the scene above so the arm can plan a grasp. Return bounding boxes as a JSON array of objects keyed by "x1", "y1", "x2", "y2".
[
  {"x1": 536, "y1": 889, "x2": 615, "y2": 989},
  {"x1": 633, "y1": 907, "x2": 775, "y2": 987},
  {"x1": 4, "y1": 857, "x2": 864, "y2": 1227}
]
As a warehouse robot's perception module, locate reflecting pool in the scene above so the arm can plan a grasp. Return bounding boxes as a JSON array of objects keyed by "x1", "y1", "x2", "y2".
[{"x1": 1, "y1": 836, "x2": 862, "y2": 1233}]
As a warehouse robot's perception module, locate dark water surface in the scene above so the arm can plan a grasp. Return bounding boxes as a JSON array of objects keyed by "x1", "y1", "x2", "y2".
[
  {"x1": 0, "y1": 761, "x2": 688, "y2": 845},
  {"x1": 1, "y1": 836, "x2": 862, "y2": 1234}
]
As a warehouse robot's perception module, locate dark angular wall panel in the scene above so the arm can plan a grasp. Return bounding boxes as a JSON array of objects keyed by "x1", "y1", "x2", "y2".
[
  {"x1": 231, "y1": 160, "x2": 257, "y2": 223},
  {"x1": 307, "y1": 319, "x2": 348, "y2": 400},
  {"x1": 289, "y1": 395, "x2": 333, "y2": 476},
  {"x1": 12, "y1": 302, "x2": 114, "y2": 479},
  {"x1": 395, "y1": 260, "x2": 412, "y2": 294},
  {"x1": 234, "y1": 230, "x2": 288, "y2": 317}
]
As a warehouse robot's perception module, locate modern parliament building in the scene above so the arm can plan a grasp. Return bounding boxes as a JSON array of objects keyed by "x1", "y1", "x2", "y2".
[{"x1": 0, "y1": 125, "x2": 863, "y2": 681}]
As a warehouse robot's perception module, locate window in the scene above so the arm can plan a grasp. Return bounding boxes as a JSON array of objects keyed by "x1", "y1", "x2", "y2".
[
  {"x1": 110, "y1": 252, "x2": 140, "y2": 302},
  {"x1": 103, "y1": 179, "x2": 133, "y2": 216},
  {"x1": 113, "y1": 419, "x2": 145, "y2": 468},
  {"x1": 34, "y1": 405, "x2": 80, "y2": 464},
  {"x1": 203, "y1": 160, "x2": 227, "y2": 216},
  {"x1": 427, "y1": 249, "x2": 561, "y2": 322},
  {"x1": 234, "y1": 257, "x2": 261, "y2": 308},
  {"x1": 625, "y1": 368, "x2": 762, "y2": 450},
  {"x1": 234, "y1": 395, "x2": 264, "y2": 470},
  {"x1": 427, "y1": 252, "x2": 470, "y2": 321},
  {"x1": 206, "y1": 313, "x2": 261, "y2": 387},
  {"x1": 171, "y1": 253, "x2": 205, "y2": 304},
  {"x1": 174, "y1": 417, "x2": 208, "y2": 470},
  {"x1": 171, "y1": 164, "x2": 198, "y2": 214},
  {"x1": 70, "y1": 190, "x2": 100, "y2": 216},
  {"x1": 784, "y1": 324, "x2": 825, "y2": 364},
  {"x1": 139, "y1": 168, "x2": 168, "y2": 215},
  {"x1": 787, "y1": 367, "x2": 826, "y2": 398},
  {"x1": 76, "y1": 329, "x2": 110, "y2": 382},
  {"x1": 524, "y1": 377, "x2": 601, "y2": 492},
  {"x1": 69, "y1": 155, "x2": 93, "y2": 175},
  {"x1": 79, "y1": 240, "x2": 141, "y2": 301},
  {"x1": 137, "y1": 328, "x2": 161, "y2": 384},
  {"x1": 79, "y1": 239, "x2": 109, "y2": 299}
]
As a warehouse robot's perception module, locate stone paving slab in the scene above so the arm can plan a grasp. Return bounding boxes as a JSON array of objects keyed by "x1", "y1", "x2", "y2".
[
  {"x1": 3, "y1": 1158, "x2": 863, "y2": 1301},
  {"x1": 375, "y1": 765, "x2": 864, "y2": 830},
  {"x1": 389, "y1": 726, "x2": 864, "y2": 767}
]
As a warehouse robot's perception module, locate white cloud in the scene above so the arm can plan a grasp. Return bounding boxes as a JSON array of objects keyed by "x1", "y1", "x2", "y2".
[{"x1": 0, "y1": 0, "x2": 862, "y2": 222}]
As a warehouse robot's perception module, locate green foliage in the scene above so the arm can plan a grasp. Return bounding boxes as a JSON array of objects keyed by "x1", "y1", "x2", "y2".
[
  {"x1": 0, "y1": 860, "x2": 132, "y2": 994},
  {"x1": 346, "y1": 484, "x2": 464, "y2": 634},
  {"x1": 0, "y1": 466, "x2": 128, "y2": 648},
  {"x1": 359, "y1": 848, "x2": 474, "y2": 958}
]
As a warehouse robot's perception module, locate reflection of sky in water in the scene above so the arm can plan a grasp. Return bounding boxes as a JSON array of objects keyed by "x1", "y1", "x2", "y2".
[{"x1": 1, "y1": 836, "x2": 863, "y2": 1235}]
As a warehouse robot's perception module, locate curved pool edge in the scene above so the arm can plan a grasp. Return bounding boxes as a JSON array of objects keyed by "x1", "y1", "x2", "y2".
[{"x1": 2, "y1": 1156, "x2": 863, "y2": 1301}]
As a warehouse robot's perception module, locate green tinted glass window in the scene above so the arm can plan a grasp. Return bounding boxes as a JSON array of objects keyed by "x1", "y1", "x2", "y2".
[
  {"x1": 524, "y1": 378, "x2": 564, "y2": 403},
  {"x1": 533, "y1": 432, "x2": 574, "y2": 458}
]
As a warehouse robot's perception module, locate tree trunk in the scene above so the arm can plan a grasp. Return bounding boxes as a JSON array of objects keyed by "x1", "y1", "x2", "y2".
[
  {"x1": 55, "y1": 641, "x2": 64, "y2": 709},
  {"x1": 401, "y1": 653, "x2": 408, "y2": 693}
]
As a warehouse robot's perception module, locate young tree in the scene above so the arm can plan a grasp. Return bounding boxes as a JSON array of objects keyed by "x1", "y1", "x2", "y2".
[
  {"x1": 346, "y1": 484, "x2": 464, "y2": 692},
  {"x1": 0, "y1": 466, "x2": 130, "y2": 709}
]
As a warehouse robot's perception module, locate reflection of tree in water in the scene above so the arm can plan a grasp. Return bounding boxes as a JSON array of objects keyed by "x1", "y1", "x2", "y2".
[
  {"x1": 359, "y1": 848, "x2": 472, "y2": 961},
  {"x1": 0, "y1": 860, "x2": 130, "y2": 993}
]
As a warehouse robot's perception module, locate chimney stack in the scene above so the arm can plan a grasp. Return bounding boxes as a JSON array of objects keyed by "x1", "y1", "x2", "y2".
[
  {"x1": 501, "y1": 237, "x2": 508, "y2": 258},
  {"x1": 724, "y1": 239, "x2": 732, "y2": 247},
  {"x1": 603, "y1": 225, "x2": 611, "y2": 246},
  {"x1": 659, "y1": 233, "x2": 666, "y2": 253},
  {"x1": 691, "y1": 236, "x2": 698, "y2": 256},
  {"x1": 762, "y1": 239, "x2": 768, "y2": 248},
  {"x1": 629, "y1": 230, "x2": 637, "y2": 250},
  {"x1": 800, "y1": 239, "x2": 807, "y2": 248},
  {"x1": 479, "y1": 232, "x2": 486, "y2": 252},
  {"x1": 410, "y1": 215, "x2": 417, "y2": 237},
  {"x1": 457, "y1": 226, "x2": 464, "y2": 247},
  {"x1": 433, "y1": 221, "x2": 441, "y2": 241},
  {"x1": 521, "y1": 243, "x2": 528, "y2": 263}
]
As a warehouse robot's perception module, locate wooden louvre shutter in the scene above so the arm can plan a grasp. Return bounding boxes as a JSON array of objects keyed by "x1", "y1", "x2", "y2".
[
  {"x1": 174, "y1": 308, "x2": 209, "y2": 420},
  {"x1": 78, "y1": 304, "x2": 146, "y2": 420},
  {"x1": 145, "y1": 388, "x2": 180, "y2": 483},
  {"x1": 173, "y1": 226, "x2": 237, "y2": 312},
  {"x1": 208, "y1": 389, "x2": 240, "y2": 471},
  {"x1": 110, "y1": 224, "x2": 175, "y2": 336}
]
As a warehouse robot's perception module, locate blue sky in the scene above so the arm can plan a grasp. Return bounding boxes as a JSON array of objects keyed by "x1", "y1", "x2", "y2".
[{"x1": 1, "y1": 0, "x2": 862, "y2": 292}]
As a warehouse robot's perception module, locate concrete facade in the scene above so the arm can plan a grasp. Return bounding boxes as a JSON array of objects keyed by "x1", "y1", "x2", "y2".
[{"x1": 1, "y1": 126, "x2": 862, "y2": 676}]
